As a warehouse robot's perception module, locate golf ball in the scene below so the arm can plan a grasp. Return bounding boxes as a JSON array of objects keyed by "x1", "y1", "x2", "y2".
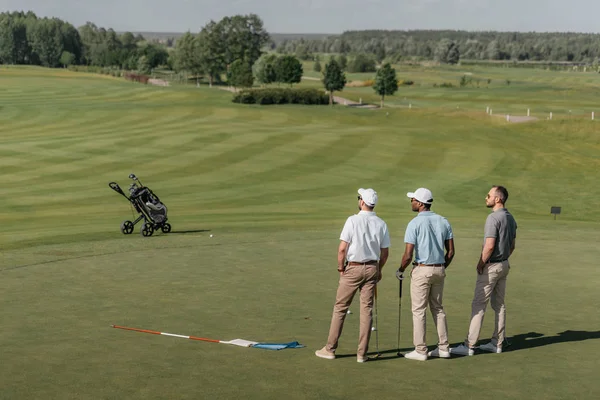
[
  {"x1": 210, "y1": 234, "x2": 213, "y2": 238},
  {"x1": 371, "y1": 327, "x2": 377, "y2": 331},
  {"x1": 347, "y1": 310, "x2": 352, "y2": 314}
]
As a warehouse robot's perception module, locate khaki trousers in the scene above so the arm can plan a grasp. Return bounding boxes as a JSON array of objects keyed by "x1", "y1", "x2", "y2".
[
  {"x1": 410, "y1": 266, "x2": 449, "y2": 354},
  {"x1": 326, "y1": 264, "x2": 378, "y2": 358},
  {"x1": 466, "y1": 261, "x2": 510, "y2": 348}
]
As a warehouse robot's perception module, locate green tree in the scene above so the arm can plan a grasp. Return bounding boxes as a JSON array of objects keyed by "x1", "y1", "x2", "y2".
[
  {"x1": 227, "y1": 58, "x2": 254, "y2": 88},
  {"x1": 252, "y1": 53, "x2": 277, "y2": 86},
  {"x1": 59, "y1": 50, "x2": 75, "y2": 67},
  {"x1": 197, "y1": 21, "x2": 226, "y2": 87},
  {"x1": 295, "y1": 43, "x2": 311, "y2": 61},
  {"x1": 347, "y1": 53, "x2": 376, "y2": 73},
  {"x1": 138, "y1": 42, "x2": 168, "y2": 69},
  {"x1": 219, "y1": 14, "x2": 270, "y2": 67},
  {"x1": 338, "y1": 54, "x2": 348, "y2": 70},
  {"x1": 447, "y1": 43, "x2": 460, "y2": 64},
  {"x1": 29, "y1": 18, "x2": 64, "y2": 67},
  {"x1": 313, "y1": 59, "x2": 322, "y2": 72},
  {"x1": 373, "y1": 63, "x2": 398, "y2": 108},
  {"x1": 273, "y1": 55, "x2": 303, "y2": 86},
  {"x1": 0, "y1": 17, "x2": 30, "y2": 64},
  {"x1": 173, "y1": 31, "x2": 202, "y2": 83},
  {"x1": 374, "y1": 42, "x2": 386, "y2": 63},
  {"x1": 137, "y1": 55, "x2": 151, "y2": 74},
  {"x1": 322, "y1": 59, "x2": 346, "y2": 105}
]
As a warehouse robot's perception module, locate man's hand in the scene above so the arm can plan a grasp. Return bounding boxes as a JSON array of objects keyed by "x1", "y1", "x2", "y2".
[
  {"x1": 396, "y1": 268, "x2": 404, "y2": 280},
  {"x1": 477, "y1": 264, "x2": 484, "y2": 275},
  {"x1": 377, "y1": 269, "x2": 383, "y2": 282}
]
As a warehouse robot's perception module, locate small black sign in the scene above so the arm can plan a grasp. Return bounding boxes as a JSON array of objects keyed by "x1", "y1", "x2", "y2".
[{"x1": 551, "y1": 206, "x2": 561, "y2": 214}]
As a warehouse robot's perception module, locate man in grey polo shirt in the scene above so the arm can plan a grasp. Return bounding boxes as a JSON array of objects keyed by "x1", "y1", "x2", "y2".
[
  {"x1": 316, "y1": 188, "x2": 390, "y2": 363},
  {"x1": 399, "y1": 187, "x2": 455, "y2": 361},
  {"x1": 451, "y1": 185, "x2": 517, "y2": 356}
]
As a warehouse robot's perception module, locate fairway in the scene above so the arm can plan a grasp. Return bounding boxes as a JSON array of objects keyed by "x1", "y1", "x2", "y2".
[{"x1": 1, "y1": 66, "x2": 600, "y2": 399}]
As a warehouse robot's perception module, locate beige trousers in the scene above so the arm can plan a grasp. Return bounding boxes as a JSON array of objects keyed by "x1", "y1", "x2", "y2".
[
  {"x1": 326, "y1": 264, "x2": 378, "y2": 358},
  {"x1": 410, "y1": 266, "x2": 449, "y2": 354},
  {"x1": 466, "y1": 261, "x2": 510, "y2": 348}
]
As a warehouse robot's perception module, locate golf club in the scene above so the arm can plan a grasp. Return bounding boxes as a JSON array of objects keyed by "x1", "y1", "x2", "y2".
[
  {"x1": 373, "y1": 285, "x2": 381, "y2": 358},
  {"x1": 396, "y1": 268, "x2": 404, "y2": 357}
]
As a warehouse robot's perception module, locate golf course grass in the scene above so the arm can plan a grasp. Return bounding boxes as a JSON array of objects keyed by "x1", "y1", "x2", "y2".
[{"x1": 1, "y1": 66, "x2": 600, "y2": 399}]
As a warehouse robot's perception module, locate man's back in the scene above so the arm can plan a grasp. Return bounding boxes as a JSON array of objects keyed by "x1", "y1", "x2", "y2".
[
  {"x1": 341, "y1": 211, "x2": 390, "y2": 262},
  {"x1": 485, "y1": 208, "x2": 517, "y2": 262},
  {"x1": 405, "y1": 211, "x2": 453, "y2": 265}
]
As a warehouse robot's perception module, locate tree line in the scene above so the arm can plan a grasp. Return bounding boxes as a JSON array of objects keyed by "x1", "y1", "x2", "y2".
[
  {"x1": 0, "y1": 11, "x2": 169, "y2": 72},
  {"x1": 275, "y1": 30, "x2": 600, "y2": 64}
]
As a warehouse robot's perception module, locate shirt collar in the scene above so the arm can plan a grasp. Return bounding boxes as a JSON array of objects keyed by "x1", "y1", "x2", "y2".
[{"x1": 358, "y1": 210, "x2": 376, "y2": 215}]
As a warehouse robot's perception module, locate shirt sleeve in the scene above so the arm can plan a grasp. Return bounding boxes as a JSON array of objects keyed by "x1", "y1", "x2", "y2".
[
  {"x1": 404, "y1": 220, "x2": 416, "y2": 244},
  {"x1": 484, "y1": 214, "x2": 498, "y2": 238},
  {"x1": 446, "y1": 220, "x2": 454, "y2": 240},
  {"x1": 340, "y1": 217, "x2": 353, "y2": 243},
  {"x1": 380, "y1": 223, "x2": 391, "y2": 248}
]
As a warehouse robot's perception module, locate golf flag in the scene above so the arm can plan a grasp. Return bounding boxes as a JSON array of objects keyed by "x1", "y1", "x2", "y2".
[{"x1": 112, "y1": 325, "x2": 305, "y2": 351}]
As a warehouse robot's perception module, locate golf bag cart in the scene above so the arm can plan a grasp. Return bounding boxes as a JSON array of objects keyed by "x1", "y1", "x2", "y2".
[{"x1": 109, "y1": 174, "x2": 171, "y2": 237}]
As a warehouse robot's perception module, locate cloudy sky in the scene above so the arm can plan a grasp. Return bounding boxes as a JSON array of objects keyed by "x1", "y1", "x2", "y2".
[{"x1": 1, "y1": 0, "x2": 597, "y2": 34}]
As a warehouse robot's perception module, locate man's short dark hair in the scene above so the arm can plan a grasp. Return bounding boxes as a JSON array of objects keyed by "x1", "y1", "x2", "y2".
[{"x1": 492, "y1": 186, "x2": 509, "y2": 204}]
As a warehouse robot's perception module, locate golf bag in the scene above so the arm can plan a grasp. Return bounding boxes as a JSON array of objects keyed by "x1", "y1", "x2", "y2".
[{"x1": 108, "y1": 173, "x2": 171, "y2": 237}]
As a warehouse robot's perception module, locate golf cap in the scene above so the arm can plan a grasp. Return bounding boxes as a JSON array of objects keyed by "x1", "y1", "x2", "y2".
[
  {"x1": 358, "y1": 188, "x2": 378, "y2": 207},
  {"x1": 407, "y1": 188, "x2": 433, "y2": 204}
]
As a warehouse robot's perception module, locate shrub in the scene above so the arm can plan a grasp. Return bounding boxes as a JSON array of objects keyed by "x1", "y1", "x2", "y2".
[
  {"x1": 347, "y1": 54, "x2": 377, "y2": 73},
  {"x1": 232, "y1": 88, "x2": 329, "y2": 105},
  {"x1": 124, "y1": 72, "x2": 150, "y2": 84},
  {"x1": 398, "y1": 80, "x2": 414, "y2": 86},
  {"x1": 346, "y1": 79, "x2": 375, "y2": 87}
]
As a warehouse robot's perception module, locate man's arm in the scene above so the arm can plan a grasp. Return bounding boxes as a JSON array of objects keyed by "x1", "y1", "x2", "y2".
[
  {"x1": 376, "y1": 247, "x2": 389, "y2": 281},
  {"x1": 379, "y1": 247, "x2": 389, "y2": 270},
  {"x1": 337, "y1": 241, "x2": 349, "y2": 273},
  {"x1": 444, "y1": 238, "x2": 455, "y2": 268},
  {"x1": 476, "y1": 237, "x2": 496, "y2": 274},
  {"x1": 510, "y1": 239, "x2": 516, "y2": 256},
  {"x1": 400, "y1": 243, "x2": 415, "y2": 272}
]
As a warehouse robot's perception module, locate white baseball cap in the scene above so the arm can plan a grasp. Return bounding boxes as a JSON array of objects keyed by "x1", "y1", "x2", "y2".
[
  {"x1": 407, "y1": 188, "x2": 433, "y2": 204},
  {"x1": 358, "y1": 188, "x2": 378, "y2": 207}
]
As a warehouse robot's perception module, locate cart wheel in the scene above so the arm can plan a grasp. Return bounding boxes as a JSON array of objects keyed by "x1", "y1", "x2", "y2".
[
  {"x1": 140, "y1": 223, "x2": 154, "y2": 237},
  {"x1": 161, "y1": 223, "x2": 172, "y2": 233},
  {"x1": 120, "y1": 220, "x2": 134, "y2": 234}
]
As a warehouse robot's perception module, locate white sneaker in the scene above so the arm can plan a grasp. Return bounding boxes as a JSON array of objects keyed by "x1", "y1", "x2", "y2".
[
  {"x1": 427, "y1": 347, "x2": 451, "y2": 358},
  {"x1": 404, "y1": 350, "x2": 428, "y2": 361},
  {"x1": 357, "y1": 356, "x2": 369, "y2": 363},
  {"x1": 479, "y1": 342, "x2": 502, "y2": 353},
  {"x1": 449, "y1": 344, "x2": 474, "y2": 356},
  {"x1": 315, "y1": 346, "x2": 335, "y2": 360}
]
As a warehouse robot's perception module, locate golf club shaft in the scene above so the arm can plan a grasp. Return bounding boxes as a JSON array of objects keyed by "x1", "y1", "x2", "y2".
[
  {"x1": 374, "y1": 286, "x2": 380, "y2": 355},
  {"x1": 397, "y1": 278, "x2": 402, "y2": 353}
]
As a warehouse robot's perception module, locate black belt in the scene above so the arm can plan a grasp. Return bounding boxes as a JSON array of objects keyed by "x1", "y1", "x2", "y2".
[
  {"x1": 487, "y1": 259, "x2": 508, "y2": 264},
  {"x1": 348, "y1": 260, "x2": 378, "y2": 266},
  {"x1": 415, "y1": 263, "x2": 445, "y2": 267}
]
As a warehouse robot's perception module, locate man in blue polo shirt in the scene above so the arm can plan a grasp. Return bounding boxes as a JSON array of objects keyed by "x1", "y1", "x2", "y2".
[{"x1": 399, "y1": 187, "x2": 455, "y2": 361}]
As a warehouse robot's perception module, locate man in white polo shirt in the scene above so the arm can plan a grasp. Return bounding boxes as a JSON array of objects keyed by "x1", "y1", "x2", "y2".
[
  {"x1": 399, "y1": 187, "x2": 455, "y2": 361},
  {"x1": 316, "y1": 188, "x2": 390, "y2": 363}
]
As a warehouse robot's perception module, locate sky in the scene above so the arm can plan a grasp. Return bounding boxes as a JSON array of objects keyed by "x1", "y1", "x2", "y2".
[{"x1": 1, "y1": 0, "x2": 598, "y2": 34}]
